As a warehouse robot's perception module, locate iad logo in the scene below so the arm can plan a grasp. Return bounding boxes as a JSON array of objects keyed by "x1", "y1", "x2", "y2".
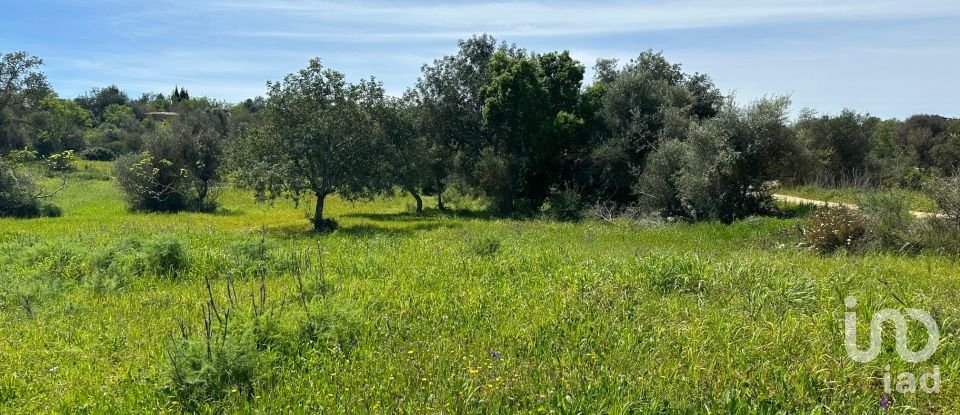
[{"x1": 843, "y1": 296, "x2": 941, "y2": 398}]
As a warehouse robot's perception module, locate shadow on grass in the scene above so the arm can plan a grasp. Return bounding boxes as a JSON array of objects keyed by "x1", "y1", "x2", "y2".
[
  {"x1": 341, "y1": 207, "x2": 496, "y2": 222},
  {"x1": 267, "y1": 219, "x2": 462, "y2": 239}
]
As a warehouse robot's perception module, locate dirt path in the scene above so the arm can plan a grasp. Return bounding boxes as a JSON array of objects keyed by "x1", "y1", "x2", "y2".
[{"x1": 772, "y1": 194, "x2": 941, "y2": 219}]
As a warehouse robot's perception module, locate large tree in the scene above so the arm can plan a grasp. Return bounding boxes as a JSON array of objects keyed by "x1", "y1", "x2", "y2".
[
  {"x1": 411, "y1": 34, "x2": 509, "y2": 210},
  {"x1": 479, "y1": 50, "x2": 585, "y2": 212},
  {"x1": 31, "y1": 96, "x2": 92, "y2": 156},
  {"x1": 0, "y1": 51, "x2": 51, "y2": 153},
  {"x1": 232, "y1": 59, "x2": 384, "y2": 230}
]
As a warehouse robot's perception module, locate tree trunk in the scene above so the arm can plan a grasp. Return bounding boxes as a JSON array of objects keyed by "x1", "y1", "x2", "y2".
[
  {"x1": 409, "y1": 189, "x2": 423, "y2": 215},
  {"x1": 313, "y1": 192, "x2": 327, "y2": 230},
  {"x1": 436, "y1": 178, "x2": 446, "y2": 211}
]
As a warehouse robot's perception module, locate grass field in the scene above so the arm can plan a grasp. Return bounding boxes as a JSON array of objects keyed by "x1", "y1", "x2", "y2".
[{"x1": 1, "y1": 162, "x2": 958, "y2": 414}]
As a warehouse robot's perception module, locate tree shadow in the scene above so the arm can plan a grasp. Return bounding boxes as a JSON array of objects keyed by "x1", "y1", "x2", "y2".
[
  {"x1": 341, "y1": 207, "x2": 496, "y2": 222},
  {"x1": 266, "y1": 220, "x2": 462, "y2": 240}
]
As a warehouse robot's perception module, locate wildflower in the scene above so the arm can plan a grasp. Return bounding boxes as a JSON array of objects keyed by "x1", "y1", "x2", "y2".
[
  {"x1": 489, "y1": 350, "x2": 501, "y2": 359},
  {"x1": 468, "y1": 368, "x2": 479, "y2": 375}
]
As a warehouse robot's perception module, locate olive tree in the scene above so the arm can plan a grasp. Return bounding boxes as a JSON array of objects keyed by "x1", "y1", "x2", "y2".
[
  {"x1": 1, "y1": 51, "x2": 51, "y2": 153},
  {"x1": 231, "y1": 59, "x2": 384, "y2": 230}
]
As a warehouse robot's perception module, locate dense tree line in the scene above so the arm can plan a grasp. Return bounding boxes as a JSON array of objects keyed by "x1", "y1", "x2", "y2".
[{"x1": 1, "y1": 39, "x2": 958, "y2": 225}]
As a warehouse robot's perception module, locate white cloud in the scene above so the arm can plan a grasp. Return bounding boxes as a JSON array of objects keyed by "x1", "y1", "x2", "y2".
[{"x1": 215, "y1": 0, "x2": 960, "y2": 40}]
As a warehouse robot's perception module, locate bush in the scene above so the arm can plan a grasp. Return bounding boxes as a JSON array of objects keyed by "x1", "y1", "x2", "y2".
[
  {"x1": 0, "y1": 158, "x2": 60, "y2": 218},
  {"x1": 143, "y1": 234, "x2": 189, "y2": 278},
  {"x1": 44, "y1": 150, "x2": 77, "y2": 173},
  {"x1": 78, "y1": 147, "x2": 117, "y2": 161},
  {"x1": 167, "y1": 309, "x2": 259, "y2": 411},
  {"x1": 540, "y1": 185, "x2": 584, "y2": 221},
  {"x1": 638, "y1": 97, "x2": 794, "y2": 223},
  {"x1": 803, "y1": 206, "x2": 867, "y2": 253},
  {"x1": 114, "y1": 152, "x2": 189, "y2": 212},
  {"x1": 114, "y1": 112, "x2": 225, "y2": 212},
  {"x1": 924, "y1": 175, "x2": 960, "y2": 227},
  {"x1": 922, "y1": 175, "x2": 960, "y2": 253},
  {"x1": 857, "y1": 192, "x2": 921, "y2": 252}
]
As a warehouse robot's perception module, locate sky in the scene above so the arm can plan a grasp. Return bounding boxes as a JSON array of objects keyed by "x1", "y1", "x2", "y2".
[{"x1": 2, "y1": 0, "x2": 958, "y2": 119}]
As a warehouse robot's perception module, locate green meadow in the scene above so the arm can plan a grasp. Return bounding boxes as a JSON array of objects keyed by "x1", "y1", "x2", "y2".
[{"x1": 1, "y1": 162, "x2": 958, "y2": 414}]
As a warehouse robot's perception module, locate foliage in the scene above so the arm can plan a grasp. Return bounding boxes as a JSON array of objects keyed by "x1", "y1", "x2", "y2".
[
  {"x1": 44, "y1": 150, "x2": 76, "y2": 173},
  {"x1": 640, "y1": 96, "x2": 796, "y2": 222},
  {"x1": 78, "y1": 146, "x2": 116, "y2": 161},
  {"x1": 231, "y1": 58, "x2": 385, "y2": 230},
  {"x1": 31, "y1": 96, "x2": 91, "y2": 156},
  {"x1": 924, "y1": 174, "x2": 960, "y2": 227},
  {"x1": 0, "y1": 51, "x2": 51, "y2": 153},
  {"x1": 0, "y1": 157, "x2": 60, "y2": 218},
  {"x1": 114, "y1": 110, "x2": 226, "y2": 212},
  {"x1": 114, "y1": 150, "x2": 189, "y2": 212},
  {"x1": 857, "y1": 191, "x2": 921, "y2": 252},
  {"x1": 142, "y1": 234, "x2": 189, "y2": 278}
]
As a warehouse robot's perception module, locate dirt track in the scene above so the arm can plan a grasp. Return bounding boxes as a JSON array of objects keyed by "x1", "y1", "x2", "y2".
[{"x1": 772, "y1": 194, "x2": 940, "y2": 219}]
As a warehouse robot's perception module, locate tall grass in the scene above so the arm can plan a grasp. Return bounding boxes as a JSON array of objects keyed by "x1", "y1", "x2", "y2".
[{"x1": 0, "y1": 162, "x2": 958, "y2": 413}]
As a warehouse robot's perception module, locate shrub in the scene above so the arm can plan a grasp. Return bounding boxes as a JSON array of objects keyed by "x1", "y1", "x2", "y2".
[
  {"x1": 540, "y1": 185, "x2": 584, "y2": 221},
  {"x1": 166, "y1": 286, "x2": 260, "y2": 412},
  {"x1": 922, "y1": 175, "x2": 960, "y2": 253},
  {"x1": 44, "y1": 150, "x2": 77, "y2": 173},
  {"x1": 803, "y1": 206, "x2": 867, "y2": 253},
  {"x1": 78, "y1": 146, "x2": 116, "y2": 161},
  {"x1": 114, "y1": 112, "x2": 225, "y2": 212},
  {"x1": 0, "y1": 158, "x2": 60, "y2": 218},
  {"x1": 638, "y1": 97, "x2": 795, "y2": 223},
  {"x1": 298, "y1": 299, "x2": 362, "y2": 354},
  {"x1": 857, "y1": 192, "x2": 921, "y2": 252},
  {"x1": 6, "y1": 149, "x2": 37, "y2": 163},
  {"x1": 142, "y1": 234, "x2": 189, "y2": 278},
  {"x1": 114, "y1": 152, "x2": 189, "y2": 212},
  {"x1": 924, "y1": 175, "x2": 960, "y2": 228}
]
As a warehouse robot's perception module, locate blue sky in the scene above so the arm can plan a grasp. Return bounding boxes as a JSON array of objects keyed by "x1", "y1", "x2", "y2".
[{"x1": 3, "y1": 0, "x2": 958, "y2": 119}]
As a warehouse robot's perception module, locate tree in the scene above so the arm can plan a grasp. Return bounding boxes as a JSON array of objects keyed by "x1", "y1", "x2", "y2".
[
  {"x1": 479, "y1": 49, "x2": 585, "y2": 212},
  {"x1": 412, "y1": 34, "x2": 508, "y2": 210},
  {"x1": 75, "y1": 85, "x2": 129, "y2": 121},
  {"x1": 0, "y1": 51, "x2": 51, "y2": 153},
  {"x1": 31, "y1": 96, "x2": 92, "y2": 156},
  {"x1": 232, "y1": 59, "x2": 385, "y2": 230},
  {"x1": 795, "y1": 109, "x2": 875, "y2": 184},
  {"x1": 115, "y1": 108, "x2": 228, "y2": 212},
  {"x1": 377, "y1": 95, "x2": 431, "y2": 214},
  {"x1": 589, "y1": 50, "x2": 701, "y2": 204},
  {"x1": 640, "y1": 96, "x2": 798, "y2": 223}
]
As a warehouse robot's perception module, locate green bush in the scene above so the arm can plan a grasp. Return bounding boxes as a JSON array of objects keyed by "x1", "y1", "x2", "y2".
[
  {"x1": 78, "y1": 146, "x2": 117, "y2": 161},
  {"x1": 114, "y1": 152, "x2": 190, "y2": 212},
  {"x1": 540, "y1": 186, "x2": 584, "y2": 221},
  {"x1": 857, "y1": 192, "x2": 921, "y2": 252},
  {"x1": 0, "y1": 158, "x2": 61, "y2": 218},
  {"x1": 44, "y1": 150, "x2": 77, "y2": 173},
  {"x1": 143, "y1": 234, "x2": 189, "y2": 278},
  {"x1": 924, "y1": 175, "x2": 960, "y2": 227},
  {"x1": 166, "y1": 321, "x2": 259, "y2": 411},
  {"x1": 803, "y1": 206, "x2": 867, "y2": 253}
]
